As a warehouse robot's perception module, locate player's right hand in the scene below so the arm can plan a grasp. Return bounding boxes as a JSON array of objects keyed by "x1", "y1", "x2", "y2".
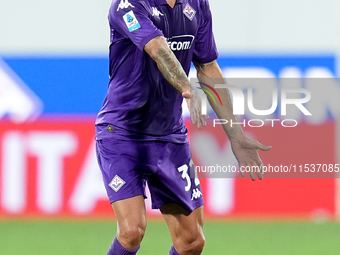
[{"x1": 183, "y1": 89, "x2": 209, "y2": 129}]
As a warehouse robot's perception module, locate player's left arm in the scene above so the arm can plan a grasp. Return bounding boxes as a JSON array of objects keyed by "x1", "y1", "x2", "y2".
[{"x1": 194, "y1": 60, "x2": 272, "y2": 181}]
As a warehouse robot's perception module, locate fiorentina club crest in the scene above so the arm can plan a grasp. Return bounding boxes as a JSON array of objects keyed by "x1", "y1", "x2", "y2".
[
  {"x1": 109, "y1": 175, "x2": 126, "y2": 192},
  {"x1": 183, "y1": 3, "x2": 196, "y2": 21}
]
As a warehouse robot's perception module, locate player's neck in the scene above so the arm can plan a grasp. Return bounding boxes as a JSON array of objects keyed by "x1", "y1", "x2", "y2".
[{"x1": 166, "y1": 0, "x2": 176, "y2": 8}]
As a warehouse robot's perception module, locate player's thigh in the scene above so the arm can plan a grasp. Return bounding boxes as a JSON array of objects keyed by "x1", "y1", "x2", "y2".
[
  {"x1": 148, "y1": 142, "x2": 203, "y2": 212},
  {"x1": 160, "y1": 204, "x2": 204, "y2": 247},
  {"x1": 96, "y1": 139, "x2": 147, "y2": 204},
  {"x1": 112, "y1": 195, "x2": 147, "y2": 234}
]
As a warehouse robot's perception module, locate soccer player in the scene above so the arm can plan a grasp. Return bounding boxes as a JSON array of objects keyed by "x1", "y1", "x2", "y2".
[{"x1": 95, "y1": 0, "x2": 272, "y2": 254}]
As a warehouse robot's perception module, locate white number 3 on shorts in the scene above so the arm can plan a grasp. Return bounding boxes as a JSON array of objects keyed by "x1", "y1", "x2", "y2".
[
  {"x1": 177, "y1": 160, "x2": 200, "y2": 192},
  {"x1": 177, "y1": 164, "x2": 191, "y2": 191}
]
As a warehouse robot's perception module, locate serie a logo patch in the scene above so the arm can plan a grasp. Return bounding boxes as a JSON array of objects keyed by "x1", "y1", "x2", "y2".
[{"x1": 123, "y1": 10, "x2": 141, "y2": 32}]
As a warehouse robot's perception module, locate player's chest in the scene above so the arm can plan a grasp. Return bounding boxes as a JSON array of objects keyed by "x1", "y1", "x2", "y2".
[{"x1": 149, "y1": 4, "x2": 198, "y2": 38}]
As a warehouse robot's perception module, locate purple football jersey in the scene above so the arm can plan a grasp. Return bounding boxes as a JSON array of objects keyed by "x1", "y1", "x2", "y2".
[{"x1": 95, "y1": 0, "x2": 218, "y2": 142}]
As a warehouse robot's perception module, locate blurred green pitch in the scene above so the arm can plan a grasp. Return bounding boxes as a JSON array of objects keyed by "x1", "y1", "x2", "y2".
[{"x1": 1, "y1": 220, "x2": 340, "y2": 255}]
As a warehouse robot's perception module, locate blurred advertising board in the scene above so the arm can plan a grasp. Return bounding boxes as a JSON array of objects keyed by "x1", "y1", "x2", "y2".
[{"x1": 0, "y1": 55, "x2": 338, "y2": 219}]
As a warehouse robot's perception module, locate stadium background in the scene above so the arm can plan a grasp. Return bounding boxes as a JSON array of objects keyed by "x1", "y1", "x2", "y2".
[{"x1": 0, "y1": 0, "x2": 340, "y2": 254}]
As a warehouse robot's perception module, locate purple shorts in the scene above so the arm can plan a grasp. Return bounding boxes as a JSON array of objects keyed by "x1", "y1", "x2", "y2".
[{"x1": 96, "y1": 139, "x2": 204, "y2": 212}]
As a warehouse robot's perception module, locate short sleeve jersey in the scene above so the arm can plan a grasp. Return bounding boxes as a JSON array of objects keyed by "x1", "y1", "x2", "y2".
[{"x1": 95, "y1": 0, "x2": 218, "y2": 143}]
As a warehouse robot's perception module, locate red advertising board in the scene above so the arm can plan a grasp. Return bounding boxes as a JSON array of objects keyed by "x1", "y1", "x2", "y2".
[{"x1": 0, "y1": 118, "x2": 337, "y2": 219}]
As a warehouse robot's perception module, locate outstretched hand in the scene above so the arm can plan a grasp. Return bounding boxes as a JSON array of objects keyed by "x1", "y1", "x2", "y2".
[
  {"x1": 183, "y1": 89, "x2": 271, "y2": 181},
  {"x1": 183, "y1": 89, "x2": 209, "y2": 129},
  {"x1": 230, "y1": 136, "x2": 272, "y2": 181}
]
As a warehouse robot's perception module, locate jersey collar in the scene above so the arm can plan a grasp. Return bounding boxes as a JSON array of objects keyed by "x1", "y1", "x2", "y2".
[{"x1": 154, "y1": 0, "x2": 184, "y2": 6}]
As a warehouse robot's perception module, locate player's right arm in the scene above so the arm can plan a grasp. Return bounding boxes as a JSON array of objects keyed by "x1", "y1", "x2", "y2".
[
  {"x1": 144, "y1": 36, "x2": 191, "y2": 97},
  {"x1": 109, "y1": 0, "x2": 205, "y2": 127},
  {"x1": 144, "y1": 36, "x2": 207, "y2": 128}
]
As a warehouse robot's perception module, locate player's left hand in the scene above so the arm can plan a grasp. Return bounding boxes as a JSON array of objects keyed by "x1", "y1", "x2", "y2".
[
  {"x1": 183, "y1": 89, "x2": 209, "y2": 129},
  {"x1": 230, "y1": 136, "x2": 272, "y2": 181}
]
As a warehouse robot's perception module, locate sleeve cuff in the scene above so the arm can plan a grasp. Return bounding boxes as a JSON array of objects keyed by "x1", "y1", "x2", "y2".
[
  {"x1": 193, "y1": 52, "x2": 219, "y2": 65},
  {"x1": 138, "y1": 30, "x2": 164, "y2": 51}
]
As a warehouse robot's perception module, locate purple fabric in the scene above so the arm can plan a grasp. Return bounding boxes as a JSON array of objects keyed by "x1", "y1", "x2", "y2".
[
  {"x1": 107, "y1": 237, "x2": 140, "y2": 255},
  {"x1": 169, "y1": 246, "x2": 181, "y2": 255},
  {"x1": 96, "y1": 139, "x2": 204, "y2": 212},
  {"x1": 96, "y1": 0, "x2": 218, "y2": 142}
]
